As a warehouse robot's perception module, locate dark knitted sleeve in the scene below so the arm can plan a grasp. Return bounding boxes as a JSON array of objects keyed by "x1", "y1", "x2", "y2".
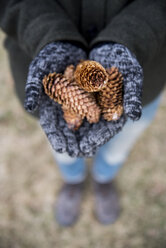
[
  {"x1": 90, "y1": 0, "x2": 166, "y2": 67},
  {"x1": 0, "y1": 0, "x2": 87, "y2": 58}
]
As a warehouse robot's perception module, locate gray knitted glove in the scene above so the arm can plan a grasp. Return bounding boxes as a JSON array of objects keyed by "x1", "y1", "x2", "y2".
[
  {"x1": 78, "y1": 43, "x2": 143, "y2": 156},
  {"x1": 24, "y1": 42, "x2": 87, "y2": 157},
  {"x1": 89, "y1": 43, "x2": 143, "y2": 120},
  {"x1": 25, "y1": 42, "x2": 87, "y2": 112},
  {"x1": 24, "y1": 42, "x2": 142, "y2": 157}
]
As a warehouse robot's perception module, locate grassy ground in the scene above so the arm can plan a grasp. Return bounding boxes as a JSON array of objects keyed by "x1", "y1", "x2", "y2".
[{"x1": 0, "y1": 31, "x2": 166, "y2": 248}]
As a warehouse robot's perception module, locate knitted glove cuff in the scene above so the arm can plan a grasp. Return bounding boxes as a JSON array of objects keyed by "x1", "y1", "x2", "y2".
[
  {"x1": 25, "y1": 42, "x2": 87, "y2": 113},
  {"x1": 89, "y1": 43, "x2": 143, "y2": 121}
]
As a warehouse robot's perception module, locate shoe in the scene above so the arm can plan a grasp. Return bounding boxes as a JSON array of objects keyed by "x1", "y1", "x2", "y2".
[
  {"x1": 55, "y1": 183, "x2": 83, "y2": 226},
  {"x1": 93, "y1": 181, "x2": 120, "y2": 225}
]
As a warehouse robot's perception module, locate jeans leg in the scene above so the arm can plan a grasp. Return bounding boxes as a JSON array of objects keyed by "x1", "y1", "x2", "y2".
[
  {"x1": 52, "y1": 150, "x2": 87, "y2": 184},
  {"x1": 92, "y1": 95, "x2": 162, "y2": 183}
]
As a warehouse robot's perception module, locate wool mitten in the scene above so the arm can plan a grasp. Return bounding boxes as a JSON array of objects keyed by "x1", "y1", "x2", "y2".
[
  {"x1": 89, "y1": 43, "x2": 143, "y2": 120},
  {"x1": 25, "y1": 42, "x2": 87, "y2": 112},
  {"x1": 24, "y1": 42, "x2": 87, "y2": 157},
  {"x1": 24, "y1": 42, "x2": 142, "y2": 157}
]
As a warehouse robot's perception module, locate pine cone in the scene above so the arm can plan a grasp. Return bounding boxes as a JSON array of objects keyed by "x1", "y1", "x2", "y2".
[
  {"x1": 74, "y1": 60, "x2": 108, "y2": 92},
  {"x1": 42, "y1": 72, "x2": 101, "y2": 128},
  {"x1": 62, "y1": 65, "x2": 82, "y2": 130},
  {"x1": 98, "y1": 67, "x2": 123, "y2": 121}
]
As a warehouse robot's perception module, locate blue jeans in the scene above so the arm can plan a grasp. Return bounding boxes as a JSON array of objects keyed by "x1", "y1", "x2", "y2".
[{"x1": 53, "y1": 95, "x2": 162, "y2": 183}]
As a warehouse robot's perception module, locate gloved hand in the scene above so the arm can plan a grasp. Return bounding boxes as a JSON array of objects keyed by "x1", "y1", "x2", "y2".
[
  {"x1": 24, "y1": 42, "x2": 143, "y2": 158},
  {"x1": 24, "y1": 42, "x2": 87, "y2": 157},
  {"x1": 89, "y1": 43, "x2": 143, "y2": 120},
  {"x1": 78, "y1": 42, "x2": 143, "y2": 156}
]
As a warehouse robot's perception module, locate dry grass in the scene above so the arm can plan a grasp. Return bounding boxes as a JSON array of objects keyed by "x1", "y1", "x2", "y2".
[{"x1": 0, "y1": 31, "x2": 166, "y2": 248}]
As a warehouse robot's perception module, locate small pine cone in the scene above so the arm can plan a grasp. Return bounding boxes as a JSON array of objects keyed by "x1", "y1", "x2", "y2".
[
  {"x1": 62, "y1": 106, "x2": 83, "y2": 131},
  {"x1": 64, "y1": 65, "x2": 75, "y2": 80},
  {"x1": 42, "y1": 72, "x2": 101, "y2": 126},
  {"x1": 98, "y1": 67, "x2": 123, "y2": 121},
  {"x1": 74, "y1": 60, "x2": 108, "y2": 92}
]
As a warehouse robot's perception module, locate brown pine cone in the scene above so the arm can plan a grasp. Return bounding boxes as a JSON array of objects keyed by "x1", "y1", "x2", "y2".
[
  {"x1": 98, "y1": 67, "x2": 123, "y2": 121},
  {"x1": 74, "y1": 60, "x2": 108, "y2": 92},
  {"x1": 42, "y1": 72, "x2": 101, "y2": 128},
  {"x1": 62, "y1": 65, "x2": 83, "y2": 130}
]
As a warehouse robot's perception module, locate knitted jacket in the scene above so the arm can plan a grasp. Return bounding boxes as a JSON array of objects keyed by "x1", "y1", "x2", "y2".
[{"x1": 0, "y1": 0, "x2": 166, "y2": 106}]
